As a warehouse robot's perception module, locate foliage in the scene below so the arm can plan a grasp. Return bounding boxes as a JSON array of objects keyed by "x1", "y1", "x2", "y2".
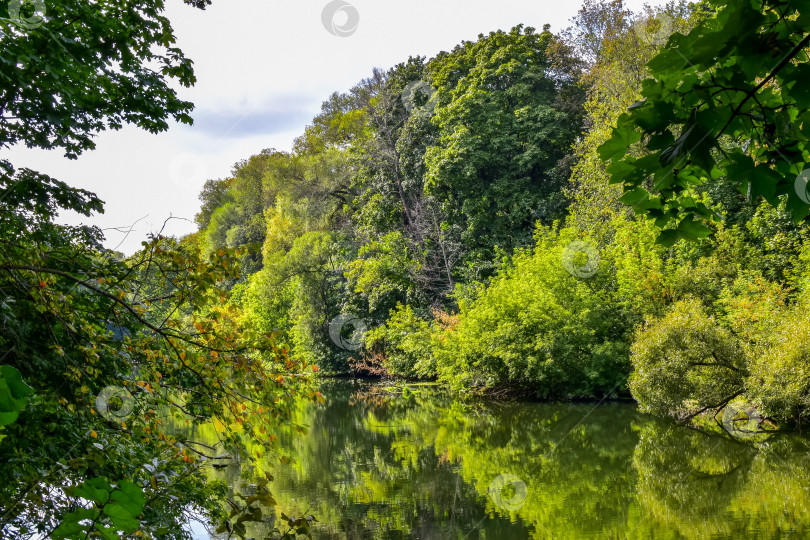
[
  {"x1": 364, "y1": 304, "x2": 437, "y2": 379},
  {"x1": 346, "y1": 232, "x2": 420, "y2": 315},
  {"x1": 629, "y1": 298, "x2": 748, "y2": 419},
  {"x1": 0, "y1": 365, "x2": 32, "y2": 429},
  {"x1": 425, "y1": 25, "x2": 585, "y2": 267},
  {"x1": 567, "y1": 2, "x2": 697, "y2": 244},
  {"x1": 196, "y1": 178, "x2": 235, "y2": 230},
  {"x1": 747, "y1": 293, "x2": 810, "y2": 423},
  {"x1": 0, "y1": 0, "x2": 321, "y2": 536},
  {"x1": 0, "y1": 168, "x2": 319, "y2": 537},
  {"x1": 192, "y1": 24, "x2": 589, "y2": 386},
  {"x1": 599, "y1": 0, "x2": 810, "y2": 245},
  {"x1": 182, "y1": 0, "x2": 810, "y2": 428},
  {"x1": 51, "y1": 477, "x2": 146, "y2": 539},
  {"x1": 0, "y1": 0, "x2": 206, "y2": 158},
  {"x1": 432, "y1": 226, "x2": 630, "y2": 397},
  {"x1": 563, "y1": 0, "x2": 635, "y2": 65}
]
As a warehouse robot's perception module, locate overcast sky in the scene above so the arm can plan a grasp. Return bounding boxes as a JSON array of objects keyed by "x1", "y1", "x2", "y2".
[{"x1": 7, "y1": 0, "x2": 669, "y2": 254}]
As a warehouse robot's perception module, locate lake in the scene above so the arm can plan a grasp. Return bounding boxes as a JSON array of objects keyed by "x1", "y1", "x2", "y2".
[{"x1": 186, "y1": 379, "x2": 810, "y2": 539}]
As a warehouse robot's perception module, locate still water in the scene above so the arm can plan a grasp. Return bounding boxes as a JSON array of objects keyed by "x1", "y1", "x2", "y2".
[{"x1": 188, "y1": 380, "x2": 810, "y2": 539}]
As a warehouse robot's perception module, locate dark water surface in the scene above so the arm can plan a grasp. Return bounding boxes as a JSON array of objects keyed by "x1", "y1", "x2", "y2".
[{"x1": 188, "y1": 380, "x2": 810, "y2": 539}]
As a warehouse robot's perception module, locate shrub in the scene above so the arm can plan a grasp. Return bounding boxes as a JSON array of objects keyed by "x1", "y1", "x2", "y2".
[
  {"x1": 629, "y1": 298, "x2": 747, "y2": 419},
  {"x1": 364, "y1": 304, "x2": 437, "y2": 379},
  {"x1": 433, "y1": 227, "x2": 631, "y2": 397},
  {"x1": 746, "y1": 296, "x2": 810, "y2": 424}
]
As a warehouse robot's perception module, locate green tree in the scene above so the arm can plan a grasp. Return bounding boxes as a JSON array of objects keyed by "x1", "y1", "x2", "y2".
[
  {"x1": 567, "y1": 2, "x2": 702, "y2": 244},
  {"x1": 425, "y1": 25, "x2": 585, "y2": 272},
  {"x1": 0, "y1": 0, "x2": 205, "y2": 158},
  {"x1": 0, "y1": 1, "x2": 317, "y2": 537},
  {"x1": 629, "y1": 298, "x2": 748, "y2": 419},
  {"x1": 196, "y1": 177, "x2": 234, "y2": 230}
]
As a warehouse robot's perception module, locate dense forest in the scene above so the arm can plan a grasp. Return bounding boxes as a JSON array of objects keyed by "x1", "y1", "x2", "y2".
[
  {"x1": 3, "y1": 0, "x2": 810, "y2": 537},
  {"x1": 194, "y1": 0, "x2": 810, "y2": 425}
]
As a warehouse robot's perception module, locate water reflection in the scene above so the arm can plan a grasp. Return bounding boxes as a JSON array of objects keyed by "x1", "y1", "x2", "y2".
[
  {"x1": 182, "y1": 380, "x2": 810, "y2": 539},
  {"x1": 632, "y1": 423, "x2": 810, "y2": 538}
]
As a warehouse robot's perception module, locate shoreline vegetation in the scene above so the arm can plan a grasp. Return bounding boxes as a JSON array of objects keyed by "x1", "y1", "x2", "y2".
[
  {"x1": 322, "y1": 374, "x2": 633, "y2": 402},
  {"x1": 201, "y1": 0, "x2": 810, "y2": 432},
  {"x1": 4, "y1": 0, "x2": 810, "y2": 537}
]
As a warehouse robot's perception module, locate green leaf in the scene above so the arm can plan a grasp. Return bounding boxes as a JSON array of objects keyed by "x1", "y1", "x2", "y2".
[
  {"x1": 787, "y1": 191, "x2": 810, "y2": 221},
  {"x1": 655, "y1": 229, "x2": 680, "y2": 247},
  {"x1": 676, "y1": 217, "x2": 712, "y2": 240},
  {"x1": 659, "y1": 125, "x2": 713, "y2": 168},
  {"x1": 0, "y1": 411, "x2": 18, "y2": 427},
  {"x1": 636, "y1": 197, "x2": 663, "y2": 212},
  {"x1": 750, "y1": 165, "x2": 781, "y2": 205},
  {"x1": 647, "y1": 49, "x2": 688, "y2": 75},
  {"x1": 103, "y1": 503, "x2": 139, "y2": 532},
  {"x1": 786, "y1": 65, "x2": 810, "y2": 109},
  {"x1": 94, "y1": 525, "x2": 119, "y2": 540},
  {"x1": 606, "y1": 160, "x2": 637, "y2": 179},
  {"x1": 232, "y1": 521, "x2": 247, "y2": 537},
  {"x1": 52, "y1": 508, "x2": 97, "y2": 539},
  {"x1": 619, "y1": 188, "x2": 649, "y2": 206},
  {"x1": 632, "y1": 101, "x2": 675, "y2": 133},
  {"x1": 727, "y1": 152, "x2": 755, "y2": 195},
  {"x1": 0, "y1": 365, "x2": 33, "y2": 427},
  {"x1": 598, "y1": 124, "x2": 642, "y2": 162},
  {"x1": 110, "y1": 481, "x2": 145, "y2": 515},
  {"x1": 73, "y1": 477, "x2": 112, "y2": 506}
]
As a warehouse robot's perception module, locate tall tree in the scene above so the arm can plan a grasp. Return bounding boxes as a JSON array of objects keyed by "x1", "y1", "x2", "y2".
[
  {"x1": 564, "y1": 0, "x2": 634, "y2": 66},
  {"x1": 425, "y1": 25, "x2": 586, "y2": 274}
]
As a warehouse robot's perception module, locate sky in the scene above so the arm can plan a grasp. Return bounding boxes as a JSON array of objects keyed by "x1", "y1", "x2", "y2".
[{"x1": 7, "y1": 0, "x2": 669, "y2": 254}]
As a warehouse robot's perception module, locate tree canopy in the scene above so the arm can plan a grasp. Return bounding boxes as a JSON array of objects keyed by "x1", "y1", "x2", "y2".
[
  {"x1": 9, "y1": 0, "x2": 810, "y2": 536},
  {"x1": 599, "y1": 0, "x2": 810, "y2": 245},
  {"x1": 0, "y1": 1, "x2": 318, "y2": 538}
]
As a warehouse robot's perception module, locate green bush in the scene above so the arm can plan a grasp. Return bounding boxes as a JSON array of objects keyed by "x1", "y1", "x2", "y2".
[
  {"x1": 432, "y1": 227, "x2": 631, "y2": 398},
  {"x1": 747, "y1": 296, "x2": 810, "y2": 424},
  {"x1": 364, "y1": 304, "x2": 437, "y2": 379},
  {"x1": 629, "y1": 298, "x2": 747, "y2": 419},
  {"x1": 236, "y1": 268, "x2": 296, "y2": 349}
]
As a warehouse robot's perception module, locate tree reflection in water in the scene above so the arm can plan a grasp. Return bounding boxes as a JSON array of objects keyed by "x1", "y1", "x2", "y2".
[{"x1": 176, "y1": 380, "x2": 810, "y2": 539}]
